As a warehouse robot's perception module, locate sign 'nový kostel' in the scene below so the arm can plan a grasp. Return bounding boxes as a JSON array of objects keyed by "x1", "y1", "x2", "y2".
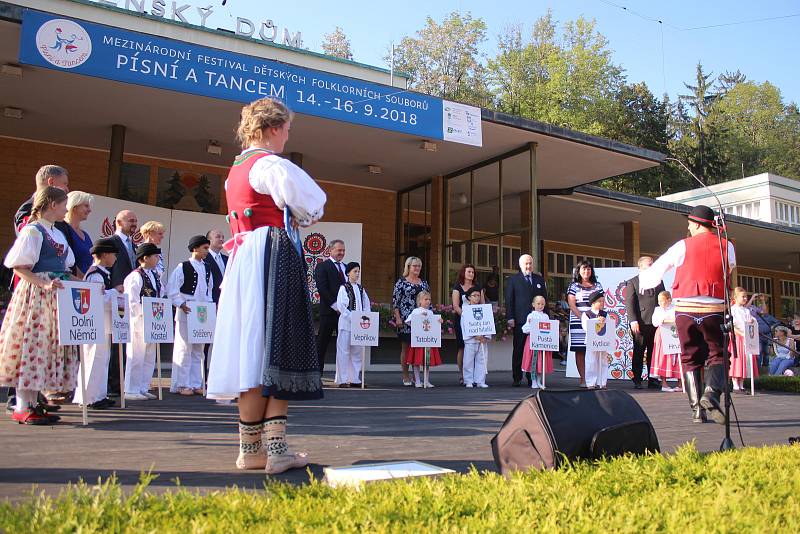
[{"x1": 89, "y1": 0, "x2": 303, "y2": 48}]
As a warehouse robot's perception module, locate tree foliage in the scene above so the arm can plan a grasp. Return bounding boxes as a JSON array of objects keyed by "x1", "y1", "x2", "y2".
[{"x1": 321, "y1": 26, "x2": 353, "y2": 61}]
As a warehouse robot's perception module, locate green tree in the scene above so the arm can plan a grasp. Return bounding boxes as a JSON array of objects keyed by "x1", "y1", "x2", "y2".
[
  {"x1": 194, "y1": 175, "x2": 215, "y2": 213},
  {"x1": 389, "y1": 11, "x2": 491, "y2": 106},
  {"x1": 321, "y1": 26, "x2": 353, "y2": 61},
  {"x1": 162, "y1": 171, "x2": 185, "y2": 209}
]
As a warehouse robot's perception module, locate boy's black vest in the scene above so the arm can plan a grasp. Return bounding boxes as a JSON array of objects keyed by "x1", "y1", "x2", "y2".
[
  {"x1": 135, "y1": 267, "x2": 161, "y2": 301},
  {"x1": 344, "y1": 282, "x2": 365, "y2": 311},
  {"x1": 585, "y1": 309, "x2": 608, "y2": 320},
  {"x1": 179, "y1": 260, "x2": 211, "y2": 297},
  {"x1": 84, "y1": 265, "x2": 112, "y2": 290}
]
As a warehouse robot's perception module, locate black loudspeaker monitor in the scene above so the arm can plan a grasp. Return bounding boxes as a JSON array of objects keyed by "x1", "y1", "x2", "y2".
[{"x1": 491, "y1": 389, "x2": 660, "y2": 476}]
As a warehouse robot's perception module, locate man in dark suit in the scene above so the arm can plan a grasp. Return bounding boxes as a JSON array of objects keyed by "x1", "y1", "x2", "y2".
[
  {"x1": 314, "y1": 239, "x2": 346, "y2": 373},
  {"x1": 625, "y1": 256, "x2": 665, "y2": 389},
  {"x1": 204, "y1": 229, "x2": 228, "y2": 304},
  {"x1": 109, "y1": 210, "x2": 139, "y2": 289},
  {"x1": 505, "y1": 254, "x2": 547, "y2": 386}
]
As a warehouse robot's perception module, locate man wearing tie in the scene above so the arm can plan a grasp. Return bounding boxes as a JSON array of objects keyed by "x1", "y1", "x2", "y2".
[
  {"x1": 505, "y1": 254, "x2": 547, "y2": 386},
  {"x1": 108, "y1": 209, "x2": 138, "y2": 395},
  {"x1": 314, "y1": 239, "x2": 346, "y2": 374},
  {"x1": 625, "y1": 256, "x2": 665, "y2": 389},
  {"x1": 204, "y1": 229, "x2": 228, "y2": 304}
]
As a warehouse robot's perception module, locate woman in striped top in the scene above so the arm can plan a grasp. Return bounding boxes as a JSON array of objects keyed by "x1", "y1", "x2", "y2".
[{"x1": 567, "y1": 261, "x2": 603, "y2": 387}]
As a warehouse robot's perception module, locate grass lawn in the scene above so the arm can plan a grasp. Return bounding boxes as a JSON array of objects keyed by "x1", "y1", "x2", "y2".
[{"x1": 1, "y1": 442, "x2": 798, "y2": 533}]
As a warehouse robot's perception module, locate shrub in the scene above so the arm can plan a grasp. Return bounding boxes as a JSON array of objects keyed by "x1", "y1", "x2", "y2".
[{"x1": 744, "y1": 374, "x2": 800, "y2": 393}]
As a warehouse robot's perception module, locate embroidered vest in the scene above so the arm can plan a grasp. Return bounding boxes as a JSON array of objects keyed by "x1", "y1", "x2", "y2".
[
  {"x1": 135, "y1": 267, "x2": 161, "y2": 301},
  {"x1": 345, "y1": 282, "x2": 365, "y2": 311},
  {"x1": 672, "y1": 232, "x2": 731, "y2": 299},
  {"x1": 30, "y1": 223, "x2": 68, "y2": 273},
  {"x1": 225, "y1": 150, "x2": 284, "y2": 235},
  {"x1": 179, "y1": 261, "x2": 211, "y2": 297},
  {"x1": 84, "y1": 265, "x2": 112, "y2": 290}
]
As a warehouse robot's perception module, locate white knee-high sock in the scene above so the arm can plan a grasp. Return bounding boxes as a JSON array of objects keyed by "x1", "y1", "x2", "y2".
[{"x1": 15, "y1": 389, "x2": 37, "y2": 413}]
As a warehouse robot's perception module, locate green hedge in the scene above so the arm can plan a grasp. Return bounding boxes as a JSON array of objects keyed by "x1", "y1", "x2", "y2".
[
  {"x1": 2, "y1": 443, "x2": 800, "y2": 533},
  {"x1": 744, "y1": 374, "x2": 800, "y2": 393}
]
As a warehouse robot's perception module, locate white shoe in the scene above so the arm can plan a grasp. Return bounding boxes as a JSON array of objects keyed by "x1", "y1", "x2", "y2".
[
  {"x1": 465, "y1": 383, "x2": 474, "y2": 388},
  {"x1": 141, "y1": 391, "x2": 157, "y2": 400},
  {"x1": 215, "y1": 399, "x2": 233, "y2": 405},
  {"x1": 424, "y1": 382, "x2": 435, "y2": 388},
  {"x1": 477, "y1": 383, "x2": 489, "y2": 388},
  {"x1": 125, "y1": 393, "x2": 147, "y2": 401},
  {"x1": 415, "y1": 381, "x2": 423, "y2": 388}
]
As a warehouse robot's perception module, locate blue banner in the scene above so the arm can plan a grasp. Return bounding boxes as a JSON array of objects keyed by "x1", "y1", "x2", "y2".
[{"x1": 19, "y1": 10, "x2": 445, "y2": 140}]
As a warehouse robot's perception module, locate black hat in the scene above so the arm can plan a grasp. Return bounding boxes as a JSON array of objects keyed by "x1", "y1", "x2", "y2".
[
  {"x1": 136, "y1": 242, "x2": 161, "y2": 261},
  {"x1": 688, "y1": 205, "x2": 716, "y2": 228},
  {"x1": 345, "y1": 261, "x2": 360, "y2": 275},
  {"x1": 465, "y1": 286, "x2": 482, "y2": 298},
  {"x1": 90, "y1": 237, "x2": 118, "y2": 255},
  {"x1": 188, "y1": 235, "x2": 211, "y2": 251},
  {"x1": 589, "y1": 290, "x2": 605, "y2": 305}
]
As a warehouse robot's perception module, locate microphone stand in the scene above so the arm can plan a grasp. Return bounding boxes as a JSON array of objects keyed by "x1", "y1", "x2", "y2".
[{"x1": 665, "y1": 158, "x2": 736, "y2": 451}]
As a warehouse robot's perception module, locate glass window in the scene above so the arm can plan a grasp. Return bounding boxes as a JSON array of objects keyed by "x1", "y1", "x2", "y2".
[{"x1": 120, "y1": 162, "x2": 151, "y2": 204}]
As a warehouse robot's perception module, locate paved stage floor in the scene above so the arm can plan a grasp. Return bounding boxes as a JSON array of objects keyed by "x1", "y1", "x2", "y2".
[{"x1": 1, "y1": 369, "x2": 798, "y2": 500}]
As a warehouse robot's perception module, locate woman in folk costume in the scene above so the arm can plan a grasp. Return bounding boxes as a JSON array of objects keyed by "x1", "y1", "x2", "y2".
[
  {"x1": 0, "y1": 187, "x2": 79, "y2": 424},
  {"x1": 334, "y1": 262, "x2": 370, "y2": 388},
  {"x1": 207, "y1": 97, "x2": 326, "y2": 475}
]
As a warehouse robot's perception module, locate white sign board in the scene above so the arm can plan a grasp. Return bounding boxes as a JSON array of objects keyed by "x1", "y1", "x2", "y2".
[
  {"x1": 187, "y1": 301, "x2": 216, "y2": 344},
  {"x1": 585, "y1": 317, "x2": 616, "y2": 352},
  {"x1": 142, "y1": 297, "x2": 174, "y2": 343},
  {"x1": 443, "y1": 100, "x2": 483, "y2": 147},
  {"x1": 56, "y1": 281, "x2": 106, "y2": 345},
  {"x1": 744, "y1": 322, "x2": 760, "y2": 356},
  {"x1": 111, "y1": 295, "x2": 130, "y2": 344},
  {"x1": 530, "y1": 319, "x2": 560, "y2": 352},
  {"x1": 410, "y1": 313, "x2": 441, "y2": 348},
  {"x1": 350, "y1": 311, "x2": 379, "y2": 347},
  {"x1": 461, "y1": 304, "x2": 496, "y2": 338},
  {"x1": 659, "y1": 323, "x2": 681, "y2": 355}
]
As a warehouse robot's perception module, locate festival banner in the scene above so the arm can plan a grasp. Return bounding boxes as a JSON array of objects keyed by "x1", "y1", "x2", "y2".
[
  {"x1": 142, "y1": 297, "x2": 174, "y2": 343},
  {"x1": 529, "y1": 319, "x2": 560, "y2": 352},
  {"x1": 744, "y1": 321, "x2": 760, "y2": 356},
  {"x1": 410, "y1": 313, "x2": 442, "y2": 348},
  {"x1": 585, "y1": 318, "x2": 617, "y2": 352},
  {"x1": 461, "y1": 304, "x2": 496, "y2": 338},
  {"x1": 659, "y1": 323, "x2": 682, "y2": 355},
  {"x1": 111, "y1": 295, "x2": 131, "y2": 344},
  {"x1": 56, "y1": 281, "x2": 106, "y2": 345},
  {"x1": 187, "y1": 301, "x2": 216, "y2": 344},
  {"x1": 350, "y1": 311, "x2": 380, "y2": 347}
]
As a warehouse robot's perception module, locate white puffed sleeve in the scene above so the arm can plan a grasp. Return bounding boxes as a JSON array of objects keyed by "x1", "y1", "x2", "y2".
[
  {"x1": 522, "y1": 312, "x2": 535, "y2": 334},
  {"x1": 249, "y1": 155, "x2": 326, "y2": 226},
  {"x1": 335, "y1": 285, "x2": 349, "y2": 315},
  {"x1": 731, "y1": 306, "x2": 753, "y2": 331},
  {"x1": 4, "y1": 225, "x2": 43, "y2": 268},
  {"x1": 124, "y1": 270, "x2": 144, "y2": 316}
]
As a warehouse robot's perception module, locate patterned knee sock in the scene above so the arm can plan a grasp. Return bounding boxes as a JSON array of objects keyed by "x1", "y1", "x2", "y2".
[
  {"x1": 238, "y1": 420, "x2": 264, "y2": 459},
  {"x1": 264, "y1": 416, "x2": 289, "y2": 457}
]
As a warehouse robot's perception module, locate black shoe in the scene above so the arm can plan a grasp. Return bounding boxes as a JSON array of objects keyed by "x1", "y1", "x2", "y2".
[
  {"x1": 337, "y1": 383, "x2": 350, "y2": 388},
  {"x1": 633, "y1": 380, "x2": 643, "y2": 390},
  {"x1": 5, "y1": 396, "x2": 15, "y2": 412},
  {"x1": 349, "y1": 383, "x2": 364, "y2": 389},
  {"x1": 512, "y1": 381, "x2": 522, "y2": 387},
  {"x1": 682, "y1": 369, "x2": 707, "y2": 423},
  {"x1": 699, "y1": 365, "x2": 726, "y2": 424},
  {"x1": 647, "y1": 379, "x2": 661, "y2": 389}
]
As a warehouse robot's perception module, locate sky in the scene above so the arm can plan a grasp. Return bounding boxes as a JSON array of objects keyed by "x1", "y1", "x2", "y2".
[{"x1": 206, "y1": 0, "x2": 800, "y2": 104}]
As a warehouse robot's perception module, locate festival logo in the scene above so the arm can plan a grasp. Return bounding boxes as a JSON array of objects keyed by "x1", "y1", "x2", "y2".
[
  {"x1": 359, "y1": 315, "x2": 371, "y2": 329},
  {"x1": 71, "y1": 288, "x2": 91, "y2": 315},
  {"x1": 197, "y1": 305, "x2": 208, "y2": 324},
  {"x1": 538, "y1": 321, "x2": 551, "y2": 331},
  {"x1": 422, "y1": 318, "x2": 431, "y2": 332},
  {"x1": 35, "y1": 19, "x2": 92, "y2": 69},
  {"x1": 152, "y1": 302, "x2": 164, "y2": 321},
  {"x1": 472, "y1": 307, "x2": 483, "y2": 321}
]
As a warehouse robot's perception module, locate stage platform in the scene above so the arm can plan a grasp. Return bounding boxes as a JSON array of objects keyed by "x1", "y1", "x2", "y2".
[{"x1": 1, "y1": 369, "x2": 798, "y2": 501}]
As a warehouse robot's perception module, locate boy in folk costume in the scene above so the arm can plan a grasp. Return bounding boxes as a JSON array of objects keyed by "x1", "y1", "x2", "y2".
[
  {"x1": 462, "y1": 287, "x2": 492, "y2": 388},
  {"x1": 581, "y1": 291, "x2": 610, "y2": 389},
  {"x1": 123, "y1": 243, "x2": 163, "y2": 401},
  {"x1": 334, "y1": 262, "x2": 370, "y2": 388},
  {"x1": 167, "y1": 235, "x2": 213, "y2": 396},
  {"x1": 73, "y1": 238, "x2": 121, "y2": 409}
]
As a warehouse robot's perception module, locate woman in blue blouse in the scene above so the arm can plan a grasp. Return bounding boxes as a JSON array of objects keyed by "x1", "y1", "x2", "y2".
[{"x1": 63, "y1": 191, "x2": 94, "y2": 277}]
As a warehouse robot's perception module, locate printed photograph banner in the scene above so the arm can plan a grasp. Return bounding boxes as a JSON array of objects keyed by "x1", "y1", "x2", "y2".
[
  {"x1": 111, "y1": 295, "x2": 130, "y2": 344},
  {"x1": 350, "y1": 311, "x2": 380, "y2": 347},
  {"x1": 744, "y1": 322, "x2": 760, "y2": 356},
  {"x1": 142, "y1": 297, "x2": 174, "y2": 343},
  {"x1": 585, "y1": 318, "x2": 617, "y2": 352},
  {"x1": 410, "y1": 313, "x2": 442, "y2": 348},
  {"x1": 56, "y1": 281, "x2": 106, "y2": 345},
  {"x1": 187, "y1": 301, "x2": 217, "y2": 344},
  {"x1": 530, "y1": 319, "x2": 560, "y2": 352},
  {"x1": 461, "y1": 304, "x2": 496, "y2": 337},
  {"x1": 659, "y1": 323, "x2": 681, "y2": 355}
]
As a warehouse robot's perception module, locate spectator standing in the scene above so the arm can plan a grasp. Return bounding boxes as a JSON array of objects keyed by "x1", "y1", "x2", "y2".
[
  {"x1": 314, "y1": 239, "x2": 346, "y2": 374},
  {"x1": 452, "y1": 264, "x2": 483, "y2": 385},
  {"x1": 505, "y1": 254, "x2": 547, "y2": 386},
  {"x1": 567, "y1": 261, "x2": 603, "y2": 388},
  {"x1": 392, "y1": 256, "x2": 430, "y2": 386},
  {"x1": 62, "y1": 191, "x2": 94, "y2": 278}
]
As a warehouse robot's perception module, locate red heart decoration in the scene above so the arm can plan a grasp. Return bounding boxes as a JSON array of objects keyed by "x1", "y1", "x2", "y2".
[{"x1": 611, "y1": 369, "x2": 622, "y2": 379}]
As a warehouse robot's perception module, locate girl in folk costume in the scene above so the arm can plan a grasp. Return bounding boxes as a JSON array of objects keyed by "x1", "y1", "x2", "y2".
[
  {"x1": 729, "y1": 287, "x2": 759, "y2": 392},
  {"x1": 650, "y1": 291, "x2": 683, "y2": 393},
  {"x1": 207, "y1": 97, "x2": 326, "y2": 475},
  {"x1": 521, "y1": 295, "x2": 554, "y2": 389},
  {"x1": 0, "y1": 187, "x2": 79, "y2": 424},
  {"x1": 73, "y1": 238, "x2": 122, "y2": 409},
  {"x1": 123, "y1": 243, "x2": 164, "y2": 401},
  {"x1": 334, "y1": 262, "x2": 370, "y2": 388},
  {"x1": 167, "y1": 235, "x2": 213, "y2": 396},
  {"x1": 581, "y1": 291, "x2": 610, "y2": 389},
  {"x1": 404, "y1": 290, "x2": 443, "y2": 388},
  {"x1": 462, "y1": 287, "x2": 492, "y2": 388}
]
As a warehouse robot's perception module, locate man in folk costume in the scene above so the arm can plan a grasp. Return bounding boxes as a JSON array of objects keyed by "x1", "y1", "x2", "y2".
[
  {"x1": 123, "y1": 243, "x2": 163, "y2": 401},
  {"x1": 334, "y1": 262, "x2": 370, "y2": 387},
  {"x1": 168, "y1": 235, "x2": 214, "y2": 396},
  {"x1": 73, "y1": 238, "x2": 121, "y2": 409},
  {"x1": 640, "y1": 205, "x2": 736, "y2": 424}
]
